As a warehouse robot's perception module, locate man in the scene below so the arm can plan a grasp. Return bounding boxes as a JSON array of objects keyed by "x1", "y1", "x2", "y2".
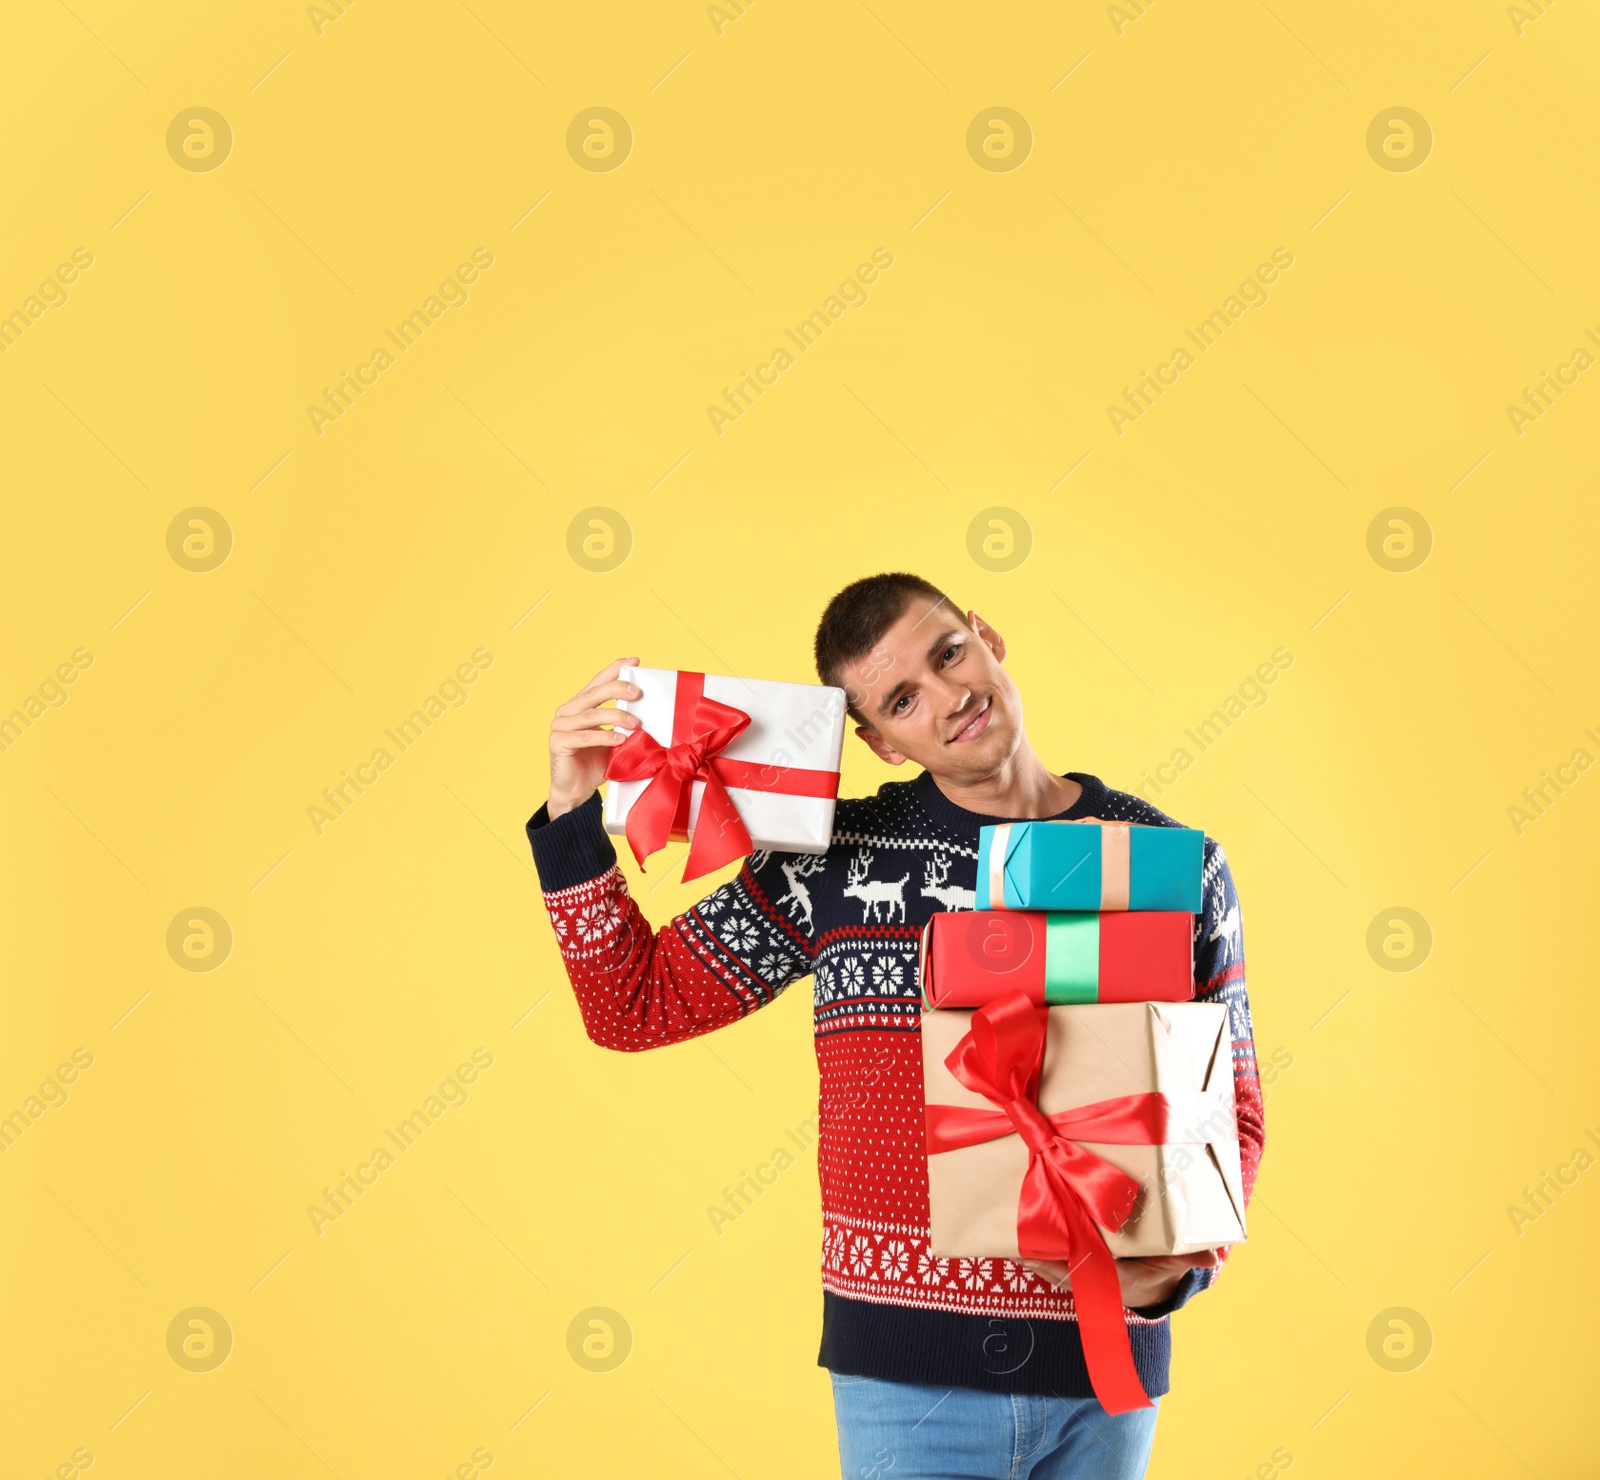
[{"x1": 528, "y1": 572, "x2": 1264, "y2": 1480}]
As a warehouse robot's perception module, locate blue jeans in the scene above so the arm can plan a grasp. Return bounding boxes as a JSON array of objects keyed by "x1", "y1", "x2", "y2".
[{"x1": 830, "y1": 1373, "x2": 1161, "y2": 1480}]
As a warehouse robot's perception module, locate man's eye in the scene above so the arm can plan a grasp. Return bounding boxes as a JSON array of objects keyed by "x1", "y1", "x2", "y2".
[
  {"x1": 895, "y1": 694, "x2": 912, "y2": 713},
  {"x1": 942, "y1": 645, "x2": 960, "y2": 663}
]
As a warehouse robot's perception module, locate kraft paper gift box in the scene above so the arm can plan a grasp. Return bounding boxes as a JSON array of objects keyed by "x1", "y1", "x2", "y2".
[
  {"x1": 920, "y1": 910, "x2": 1194, "y2": 1010},
  {"x1": 920, "y1": 998, "x2": 1246, "y2": 1261},
  {"x1": 602, "y1": 666, "x2": 847, "y2": 880},
  {"x1": 976, "y1": 819, "x2": 1204, "y2": 912}
]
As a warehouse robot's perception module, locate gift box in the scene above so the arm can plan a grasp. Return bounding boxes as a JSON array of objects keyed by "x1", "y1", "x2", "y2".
[
  {"x1": 976, "y1": 820, "x2": 1203, "y2": 912},
  {"x1": 920, "y1": 910, "x2": 1193, "y2": 1010},
  {"x1": 921, "y1": 992, "x2": 1246, "y2": 1413},
  {"x1": 602, "y1": 667, "x2": 847, "y2": 880}
]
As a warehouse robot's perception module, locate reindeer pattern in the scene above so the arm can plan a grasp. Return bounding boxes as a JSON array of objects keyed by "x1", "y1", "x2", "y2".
[
  {"x1": 714, "y1": 793, "x2": 1244, "y2": 1048},
  {"x1": 920, "y1": 853, "x2": 976, "y2": 911},
  {"x1": 842, "y1": 848, "x2": 911, "y2": 923},
  {"x1": 775, "y1": 853, "x2": 826, "y2": 931},
  {"x1": 1208, "y1": 902, "x2": 1242, "y2": 965}
]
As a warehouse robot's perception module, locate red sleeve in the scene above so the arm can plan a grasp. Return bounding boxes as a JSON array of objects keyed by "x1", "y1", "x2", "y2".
[{"x1": 531, "y1": 795, "x2": 819, "y2": 1051}]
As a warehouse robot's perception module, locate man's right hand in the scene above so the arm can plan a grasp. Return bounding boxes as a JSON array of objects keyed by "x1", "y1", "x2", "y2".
[{"x1": 547, "y1": 657, "x2": 643, "y2": 819}]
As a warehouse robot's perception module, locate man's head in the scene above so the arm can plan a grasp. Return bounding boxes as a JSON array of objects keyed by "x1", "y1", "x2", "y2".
[{"x1": 814, "y1": 572, "x2": 1026, "y2": 783}]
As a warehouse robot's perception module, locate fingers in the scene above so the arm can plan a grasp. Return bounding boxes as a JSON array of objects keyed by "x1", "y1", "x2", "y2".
[
  {"x1": 550, "y1": 726, "x2": 636, "y2": 761},
  {"x1": 1120, "y1": 1254, "x2": 1194, "y2": 1272},
  {"x1": 551, "y1": 729, "x2": 633, "y2": 755},
  {"x1": 588, "y1": 679, "x2": 644, "y2": 707},
  {"x1": 1107, "y1": 1251, "x2": 1222, "y2": 1309},
  {"x1": 592, "y1": 652, "x2": 640, "y2": 688},
  {"x1": 1140, "y1": 1251, "x2": 1218, "y2": 1269},
  {"x1": 1025, "y1": 1252, "x2": 1217, "y2": 1292},
  {"x1": 552, "y1": 705, "x2": 642, "y2": 732},
  {"x1": 588, "y1": 656, "x2": 640, "y2": 689},
  {"x1": 563, "y1": 657, "x2": 641, "y2": 708},
  {"x1": 558, "y1": 675, "x2": 643, "y2": 718}
]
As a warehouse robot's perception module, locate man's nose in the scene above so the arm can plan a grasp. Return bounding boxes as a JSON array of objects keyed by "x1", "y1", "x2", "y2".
[{"x1": 930, "y1": 673, "x2": 971, "y2": 715}]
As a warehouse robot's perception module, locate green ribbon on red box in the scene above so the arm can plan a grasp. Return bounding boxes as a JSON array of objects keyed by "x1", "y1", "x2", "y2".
[{"x1": 1042, "y1": 914, "x2": 1100, "y2": 1002}]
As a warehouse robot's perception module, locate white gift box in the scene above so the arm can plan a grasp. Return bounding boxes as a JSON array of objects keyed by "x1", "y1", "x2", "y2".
[{"x1": 603, "y1": 667, "x2": 847, "y2": 857}]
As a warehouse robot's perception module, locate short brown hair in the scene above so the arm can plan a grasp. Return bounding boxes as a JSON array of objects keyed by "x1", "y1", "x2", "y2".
[{"x1": 814, "y1": 572, "x2": 962, "y2": 717}]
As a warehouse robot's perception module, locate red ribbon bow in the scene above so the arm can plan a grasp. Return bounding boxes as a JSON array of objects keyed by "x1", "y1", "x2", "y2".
[
  {"x1": 925, "y1": 990, "x2": 1179, "y2": 1415},
  {"x1": 604, "y1": 673, "x2": 756, "y2": 882}
]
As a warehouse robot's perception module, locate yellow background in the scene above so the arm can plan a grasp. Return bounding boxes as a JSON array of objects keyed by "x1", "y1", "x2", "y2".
[{"x1": 2, "y1": 0, "x2": 1597, "y2": 1475}]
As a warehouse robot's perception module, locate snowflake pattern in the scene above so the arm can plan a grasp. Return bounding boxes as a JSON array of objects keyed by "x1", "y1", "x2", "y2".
[
  {"x1": 879, "y1": 1239, "x2": 910, "y2": 1282},
  {"x1": 756, "y1": 950, "x2": 794, "y2": 984},
  {"x1": 723, "y1": 914, "x2": 760, "y2": 954},
  {"x1": 824, "y1": 1225, "x2": 848, "y2": 1272},
  {"x1": 957, "y1": 1257, "x2": 995, "y2": 1291},
  {"x1": 811, "y1": 1215, "x2": 1112, "y2": 1322},
  {"x1": 870, "y1": 954, "x2": 904, "y2": 992},
  {"x1": 574, "y1": 900, "x2": 620, "y2": 942},
  {"x1": 811, "y1": 943, "x2": 918, "y2": 1005}
]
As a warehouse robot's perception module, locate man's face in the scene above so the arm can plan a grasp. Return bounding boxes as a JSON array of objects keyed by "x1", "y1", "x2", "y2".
[{"x1": 839, "y1": 596, "x2": 1024, "y2": 780}]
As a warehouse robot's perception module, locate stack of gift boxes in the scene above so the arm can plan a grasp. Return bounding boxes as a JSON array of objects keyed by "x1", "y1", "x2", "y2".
[
  {"x1": 595, "y1": 666, "x2": 1247, "y2": 1416},
  {"x1": 918, "y1": 819, "x2": 1248, "y2": 1415}
]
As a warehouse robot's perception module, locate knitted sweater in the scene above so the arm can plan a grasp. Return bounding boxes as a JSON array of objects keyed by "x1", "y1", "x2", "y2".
[{"x1": 526, "y1": 770, "x2": 1264, "y2": 1399}]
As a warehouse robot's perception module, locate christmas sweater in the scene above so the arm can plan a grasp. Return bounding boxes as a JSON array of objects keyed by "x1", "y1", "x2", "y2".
[{"x1": 526, "y1": 770, "x2": 1264, "y2": 1399}]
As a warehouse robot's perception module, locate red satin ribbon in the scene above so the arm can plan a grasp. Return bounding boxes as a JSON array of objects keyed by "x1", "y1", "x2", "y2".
[
  {"x1": 605, "y1": 673, "x2": 754, "y2": 881},
  {"x1": 603, "y1": 672, "x2": 841, "y2": 882},
  {"x1": 925, "y1": 991, "x2": 1176, "y2": 1415}
]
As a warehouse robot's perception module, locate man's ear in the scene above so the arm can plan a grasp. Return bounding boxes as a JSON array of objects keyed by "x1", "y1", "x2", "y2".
[
  {"x1": 968, "y1": 610, "x2": 1007, "y2": 664},
  {"x1": 854, "y1": 723, "x2": 907, "y2": 767}
]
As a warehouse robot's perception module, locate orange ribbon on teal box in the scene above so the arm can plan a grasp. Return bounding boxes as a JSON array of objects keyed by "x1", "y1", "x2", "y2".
[{"x1": 976, "y1": 820, "x2": 1203, "y2": 912}]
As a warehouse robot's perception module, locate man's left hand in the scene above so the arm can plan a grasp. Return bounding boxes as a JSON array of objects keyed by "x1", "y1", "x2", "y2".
[{"x1": 1021, "y1": 1250, "x2": 1220, "y2": 1309}]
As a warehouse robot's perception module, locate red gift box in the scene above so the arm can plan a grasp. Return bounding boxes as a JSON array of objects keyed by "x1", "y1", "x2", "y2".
[{"x1": 920, "y1": 910, "x2": 1193, "y2": 1009}]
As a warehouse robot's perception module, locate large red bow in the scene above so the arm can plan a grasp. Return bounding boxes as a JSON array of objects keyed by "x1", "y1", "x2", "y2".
[
  {"x1": 925, "y1": 991, "x2": 1180, "y2": 1415},
  {"x1": 604, "y1": 675, "x2": 755, "y2": 882}
]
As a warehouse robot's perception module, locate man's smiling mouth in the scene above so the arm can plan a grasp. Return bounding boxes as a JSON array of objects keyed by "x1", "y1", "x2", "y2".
[{"x1": 948, "y1": 697, "x2": 993, "y2": 744}]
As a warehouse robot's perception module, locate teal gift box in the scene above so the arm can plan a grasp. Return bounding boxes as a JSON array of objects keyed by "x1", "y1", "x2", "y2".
[{"x1": 976, "y1": 819, "x2": 1203, "y2": 912}]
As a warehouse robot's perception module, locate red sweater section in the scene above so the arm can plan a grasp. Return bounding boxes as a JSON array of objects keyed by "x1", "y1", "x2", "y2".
[{"x1": 536, "y1": 779, "x2": 1264, "y2": 1328}]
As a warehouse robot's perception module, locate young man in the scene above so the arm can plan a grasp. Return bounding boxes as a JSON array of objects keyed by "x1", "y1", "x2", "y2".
[{"x1": 528, "y1": 573, "x2": 1264, "y2": 1480}]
